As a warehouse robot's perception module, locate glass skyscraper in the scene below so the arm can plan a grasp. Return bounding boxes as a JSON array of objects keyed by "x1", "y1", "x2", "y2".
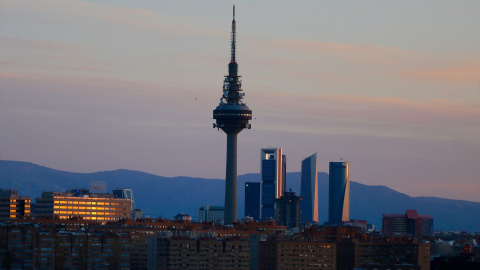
[
  {"x1": 328, "y1": 161, "x2": 350, "y2": 225},
  {"x1": 260, "y1": 148, "x2": 285, "y2": 220},
  {"x1": 300, "y1": 153, "x2": 318, "y2": 222}
]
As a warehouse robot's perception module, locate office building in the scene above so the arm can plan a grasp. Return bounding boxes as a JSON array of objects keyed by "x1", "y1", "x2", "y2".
[
  {"x1": 34, "y1": 188, "x2": 131, "y2": 222},
  {"x1": 198, "y1": 205, "x2": 224, "y2": 223},
  {"x1": 113, "y1": 188, "x2": 136, "y2": 219},
  {"x1": 382, "y1": 209, "x2": 433, "y2": 238},
  {"x1": 328, "y1": 161, "x2": 350, "y2": 225},
  {"x1": 0, "y1": 189, "x2": 31, "y2": 221},
  {"x1": 212, "y1": 5, "x2": 253, "y2": 224},
  {"x1": 300, "y1": 153, "x2": 318, "y2": 223},
  {"x1": 260, "y1": 148, "x2": 286, "y2": 220},
  {"x1": 244, "y1": 182, "x2": 260, "y2": 220},
  {"x1": 275, "y1": 190, "x2": 302, "y2": 229}
]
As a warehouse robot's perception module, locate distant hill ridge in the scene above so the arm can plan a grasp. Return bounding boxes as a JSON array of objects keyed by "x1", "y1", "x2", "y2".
[{"x1": 0, "y1": 160, "x2": 479, "y2": 231}]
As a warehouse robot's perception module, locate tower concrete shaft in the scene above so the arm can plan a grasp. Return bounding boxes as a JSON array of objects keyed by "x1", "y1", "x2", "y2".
[
  {"x1": 213, "y1": 5, "x2": 252, "y2": 224},
  {"x1": 224, "y1": 134, "x2": 237, "y2": 223}
]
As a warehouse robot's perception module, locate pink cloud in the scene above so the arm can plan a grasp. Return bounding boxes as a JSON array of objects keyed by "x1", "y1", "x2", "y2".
[
  {"x1": 249, "y1": 90, "x2": 480, "y2": 141},
  {"x1": 399, "y1": 64, "x2": 480, "y2": 84},
  {"x1": 0, "y1": 37, "x2": 90, "y2": 53},
  {"x1": 252, "y1": 39, "x2": 420, "y2": 64},
  {"x1": 248, "y1": 39, "x2": 479, "y2": 89}
]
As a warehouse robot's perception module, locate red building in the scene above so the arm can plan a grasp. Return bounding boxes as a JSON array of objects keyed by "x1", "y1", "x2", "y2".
[{"x1": 382, "y1": 209, "x2": 433, "y2": 238}]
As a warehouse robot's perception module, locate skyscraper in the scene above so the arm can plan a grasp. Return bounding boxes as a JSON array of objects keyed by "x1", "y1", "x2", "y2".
[
  {"x1": 260, "y1": 148, "x2": 285, "y2": 220},
  {"x1": 212, "y1": 6, "x2": 252, "y2": 224},
  {"x1": 244, "y1": 182, "x2": 260, "y2": 220},
  {"x1": 300, "y1": 153, "x2": 318, "y2": 223},
  {"x1": 328, "y1": 161, "x2": 350, "y2": 225}
]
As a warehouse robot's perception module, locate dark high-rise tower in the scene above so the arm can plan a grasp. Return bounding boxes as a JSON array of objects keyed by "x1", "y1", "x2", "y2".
[
  {"x1": 300, "y1": 153, "x2": 318, "y2": 223},
  {"x1": 213, "y1": 6, "x2": 252, "y2": 224},
  {"x1": 244, "y1": 182, "x2": 260, "y2": 220},
  {"x1": 328, "y1": 161, "x2": 350, "y2": 225}
]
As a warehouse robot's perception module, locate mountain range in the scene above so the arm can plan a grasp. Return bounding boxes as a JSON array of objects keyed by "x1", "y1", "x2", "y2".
[{"x1": 0, "y1": 160, "x2": 478, "y2": 231}]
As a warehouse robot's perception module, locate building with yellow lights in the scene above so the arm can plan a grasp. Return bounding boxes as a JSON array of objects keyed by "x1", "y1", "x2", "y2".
[
  {"x1": 0, "y1": 188, "x2": 31, "y2": 221},
  {"x1": 34, "y1": 189, "x2": 131, "y2": 222}
]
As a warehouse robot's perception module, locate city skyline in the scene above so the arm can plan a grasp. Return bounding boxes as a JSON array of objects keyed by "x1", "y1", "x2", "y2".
[{"x1": 0, "y1": 1, "x2": 479, "y2": 202}]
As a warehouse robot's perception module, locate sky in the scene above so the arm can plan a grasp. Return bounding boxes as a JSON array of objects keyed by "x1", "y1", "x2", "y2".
[{"x1": 0, "y1": 0, "x2": 479, "y2": 202}]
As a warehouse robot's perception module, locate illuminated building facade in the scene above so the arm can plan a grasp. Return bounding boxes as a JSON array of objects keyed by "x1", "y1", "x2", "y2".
[
  {"x1": 113, "y1": 188, "x2": 135, "y2": 219},
  {"x1": 0, "y1": 189, "x2": 31, "y2": 221},
  {"x1": 34, "y1": 189, "x2": 131, "y2": 222},
  {"x1": 300, "y1": 153, "x2": 318, "y2": 223},
  {"x1": 260, "y1": 148, "x2": 286, "y2": 220},
  {"x1": 328, "y1": 161, "x2": 350, "y2": 225}
]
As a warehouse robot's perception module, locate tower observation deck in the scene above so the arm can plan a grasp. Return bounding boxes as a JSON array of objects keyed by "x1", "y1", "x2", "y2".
[{"x1": 213, "y1": 5, "x2": 252, "y2": 224}]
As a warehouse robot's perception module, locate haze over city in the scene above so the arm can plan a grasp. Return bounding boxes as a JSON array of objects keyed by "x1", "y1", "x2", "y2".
[{"x1": 0, "y1": 0, "x2": 479, "y2": 203}]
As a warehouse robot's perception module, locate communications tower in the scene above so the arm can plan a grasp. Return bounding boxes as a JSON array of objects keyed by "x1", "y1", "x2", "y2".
[{"x1": 213, "y1": 5, "x2": 252, "y2": 224}]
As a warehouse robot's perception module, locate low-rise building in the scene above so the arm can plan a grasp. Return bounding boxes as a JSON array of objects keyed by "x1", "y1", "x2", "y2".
[
  {"x1": 382, "y1": 209, "x2": 433, "y2": 238},
  {"x1": 337, "y1": 240, "x2": 430, "y2": 270},
  {"x1": 259, "y1": 235, "x2": 336, "y2": 270},
  {"x1": 198, "y1": 205, "x2": 224, "y2": 223},
  {"x1": 0, "y1": 189, "x2": 31, "y2": 221},
  {"x1": 35, "y1": 189, "x2": 131, "y2": 222},
  {"x1": 150, "y1": 236, "x2": 250, "y2": 270}
]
